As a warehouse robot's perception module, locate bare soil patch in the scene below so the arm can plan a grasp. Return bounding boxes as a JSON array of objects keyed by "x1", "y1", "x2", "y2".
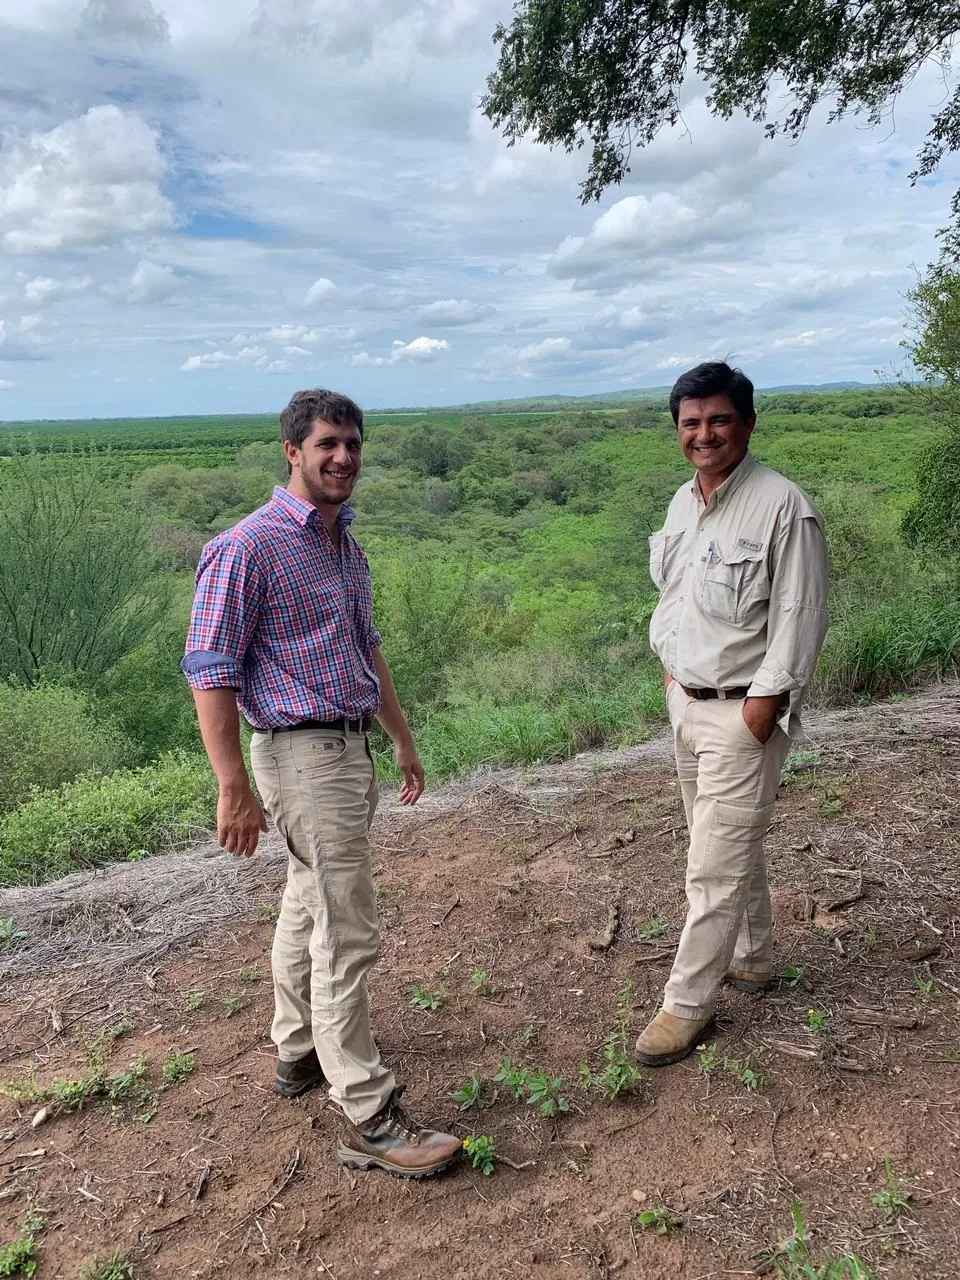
[{"x1": 2, "y1": 688, "x2": 959, "y2": 1279}]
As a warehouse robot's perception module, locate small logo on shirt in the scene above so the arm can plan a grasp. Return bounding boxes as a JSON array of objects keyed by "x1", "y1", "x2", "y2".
[{"x1": 738, "y1": 537, "x2": 764, "y2": 553}]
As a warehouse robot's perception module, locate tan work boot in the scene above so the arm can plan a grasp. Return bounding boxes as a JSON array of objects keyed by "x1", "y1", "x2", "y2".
[
  {"x1": 336, "y1": 1087, "x2": 461, "y2": 1180},
  {"x1": 725, "y1": 967, "x2": 773, "y2": 995},
  {"x1": 635, "y1": 1010, "x2": 713, "y2": 1067}
]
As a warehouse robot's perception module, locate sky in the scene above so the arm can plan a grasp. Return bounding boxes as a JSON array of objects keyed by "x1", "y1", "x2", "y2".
[{"x1": 0, "y1": 0, "x2": 957, "y2": 420}]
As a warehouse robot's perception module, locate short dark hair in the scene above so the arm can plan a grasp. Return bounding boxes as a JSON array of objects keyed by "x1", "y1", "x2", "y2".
[
  {"x1": 280, "y1": 388, "x2": 365, "y2": 451},
  {"x1": 669, "y1": 362, "x2": 755, "y2": 426}
]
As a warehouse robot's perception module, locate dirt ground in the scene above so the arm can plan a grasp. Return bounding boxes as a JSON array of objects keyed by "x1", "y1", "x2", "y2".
[{"x1": 1, "y1": 687, "x2": 959, "y2": 1279}]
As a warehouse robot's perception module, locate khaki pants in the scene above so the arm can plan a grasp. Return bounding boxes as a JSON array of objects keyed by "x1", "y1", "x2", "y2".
[
  {"x1": 250, "y1": 727, "x2": 395, "y2": 1123},
  {"x1": 662, "y1": 684, "x2": 791, "y2": 1020}
]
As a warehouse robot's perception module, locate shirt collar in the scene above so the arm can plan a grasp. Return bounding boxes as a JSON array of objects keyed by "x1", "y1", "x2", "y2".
[
  {"x1": 270, "y1": 486, "x2": 356, "y2": 529},
  {"x1": 690, "y1": 452, "x2": 758, "y2": 508}
]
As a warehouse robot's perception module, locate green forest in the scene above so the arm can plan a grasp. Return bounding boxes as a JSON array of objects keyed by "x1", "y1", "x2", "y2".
[{"x1": 1, "y1": 384, "x2": 958, "y2": 886}]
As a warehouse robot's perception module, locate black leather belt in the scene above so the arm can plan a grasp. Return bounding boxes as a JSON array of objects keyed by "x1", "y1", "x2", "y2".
[
  {"x1": 681, "y1": 686, "x2": 750, "y2": 701},
  {"x1": 254, "y1": 716, "x2": 373, "y2": 734}
]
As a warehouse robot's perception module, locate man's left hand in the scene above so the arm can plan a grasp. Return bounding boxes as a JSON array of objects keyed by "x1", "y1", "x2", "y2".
[
  {"x1": 395, "y1": 738, "x2": 425, "y2": 805},
  {"x1": 741, "y1": 695, "x2": 782, "y2": 744}
]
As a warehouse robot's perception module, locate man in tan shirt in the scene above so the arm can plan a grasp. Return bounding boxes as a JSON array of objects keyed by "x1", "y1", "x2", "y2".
[{"x1": 635, "y1": 361, "x2": 829, "y2": 1066}]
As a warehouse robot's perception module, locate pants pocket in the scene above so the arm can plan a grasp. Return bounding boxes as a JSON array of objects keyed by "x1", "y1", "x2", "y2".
[{"x1": 696, "y1": 800, "x2": 773, "y2": 879}]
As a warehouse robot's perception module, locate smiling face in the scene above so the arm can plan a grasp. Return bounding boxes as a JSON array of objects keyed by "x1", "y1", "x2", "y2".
[
  {"x1": 676, "y1": 393, "x2": 755, "y2": 492},
  {"x1": 284, "y1": 417, "x2": 363, "y2": 511}
]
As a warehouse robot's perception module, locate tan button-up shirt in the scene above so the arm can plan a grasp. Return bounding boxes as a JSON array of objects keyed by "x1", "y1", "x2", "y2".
[{"x1": 648, "y1": 453, "x2": 828, "y2": 738}]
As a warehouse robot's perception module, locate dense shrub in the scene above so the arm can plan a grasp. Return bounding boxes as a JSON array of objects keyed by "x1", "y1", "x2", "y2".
[
  {"x1": 0, "y1": 752, "x2": 217, "y2": 887},
  {"x1": 0, "y1": 683, "x2": 135, "y2": 813}
]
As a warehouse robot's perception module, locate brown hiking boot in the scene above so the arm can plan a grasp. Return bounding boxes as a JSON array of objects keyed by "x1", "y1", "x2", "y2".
[
  {"x1": 635, "y1": 1010, "x2": 714, "y2": 1067},
  {"x1": 275, "y1": 1048, "x2": 326, "y2": 1098},
  {"x1": 725, "y1": 966, "x2": 773, "y2": 995},
  {"x1": 336, "y1": 1087, "x2": 461, "y2": 1179}
]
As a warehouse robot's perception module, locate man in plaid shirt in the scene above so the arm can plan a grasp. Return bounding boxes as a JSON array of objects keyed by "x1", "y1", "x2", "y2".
[{"x1": 183, "y1": 388, "x2": 460, "y2": 1179}]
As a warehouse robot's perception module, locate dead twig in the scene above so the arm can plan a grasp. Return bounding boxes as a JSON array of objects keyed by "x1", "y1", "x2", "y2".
[{"x1": 844, "y1": 1009, "x2": 919, "y2": 1029}]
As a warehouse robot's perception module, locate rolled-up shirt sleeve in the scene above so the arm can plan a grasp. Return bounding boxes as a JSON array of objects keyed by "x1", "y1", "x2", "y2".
[
  {"x1": 748, "y1": 512, "x2": 829, "y2": 715},
  {"x1": 182, "y1": 538, "x2": 264, "y2": 691}
]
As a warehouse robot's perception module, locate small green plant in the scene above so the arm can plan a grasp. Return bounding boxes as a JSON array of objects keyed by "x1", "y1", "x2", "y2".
[
  {"x1": 781, "y1": 748, "x2": 822, "y2": 783},
  {"x1": 463, "y1": 1134, "x2": 496, "y2": 1175},
  {"x1": 0, "y1": 1208, "x2": 44, "y2": 1278},
  {"x1": 914, "y1": 971, "x2": 936, "y2": 1001},
  {"x1": 637, "y1": 919, "x2": 666, "y2": 941},
  {"x1": 184, "y1": 991, "x2": 205, "y2": 1013},
  {"x1": 723, "y1": 1056, "x2": 763, "y2": 1092},
  {"x1": 220, "y1": 995, "x2": 244, "y2": 1017},
  {"x1": 783, "y1": 964, "x2": 806, "y2": 988},
  {"x1": 470, "y1": 969, "x2": 498, "y2": 996},
  {"x1": 493, "y1": 1058, "x2": 530, "y2": 1101},
  {"x1": 807, "y1": 1008, "x2": 831, "y2": 1034},
  {"x1": 580, "y1": 981, "x2": 644, "y2": 1099},
  {"x1": 697, "y1": 1041, "x2": 720, "y2": 1076},
  {"x1": 524, "y1": 1068, "x2": 570, "y2": 1119},
  {"x1": 78, "y1": 1248, "x2": 135, "y2": 1280},
  {"x1": 0, "y1": 918, "x2": 27, "y2": 953},
  {"x1": 517, "y1": 1021, "x2": 539, "y2": 1049},
  {"x1": 161, "y1": 1051, "x2": 195, "y2": 1088},
  {"x1": 872, "y1": 1158, "x2": 913, "y2": 1220},
  {"x1": 636, "y1": 1204, "x2": 682, "y2": 1236},
  {"x1": 409, "y1": 984, "x2": 445, "y2": 1012},
  {"x1": 238, "y1": 964, "x2": 261, "y2": 983},
  {"x1": 450, "y1": 1073, "x2": 489, "y2": 1112},
  {"x1": 757, "y1": 1200, "x2": 877, "y2": 1278},
  {"x1": 259, "y1": 903, "x2": 280, "y2": 921}
]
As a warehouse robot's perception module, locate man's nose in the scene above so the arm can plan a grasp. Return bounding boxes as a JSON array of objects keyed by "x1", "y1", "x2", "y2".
[{"x1": 332, "y1": 443, "x2": 352, "y2": 465}]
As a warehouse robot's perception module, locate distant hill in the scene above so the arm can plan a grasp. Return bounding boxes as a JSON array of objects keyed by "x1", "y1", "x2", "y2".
[{"x1": 374, "y1": 381, "x2": 878, "y2": 414}]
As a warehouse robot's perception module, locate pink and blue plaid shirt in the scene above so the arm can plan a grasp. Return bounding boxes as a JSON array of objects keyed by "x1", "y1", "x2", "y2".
[{"x1": 182, "y1": 486, "x2": 381, "y2": 729}]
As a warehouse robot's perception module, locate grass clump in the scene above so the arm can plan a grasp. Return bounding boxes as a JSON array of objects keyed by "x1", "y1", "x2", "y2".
[
  {"x1": 580, "y1": 980, "x2": 645, "y2": 1099},
  {"x1": 872, "y1": 1158, "x2": 914, "y2": 1220},
  {"x1": 0, "y1": 917, "x2": 27, "y2": 953},
  {"x1": 160, "y1": 1051, "x2": 195, "y2": 1088},
  {"x1": 184, "y1": 992, "x2": 205, "y2": 1014},
  {"x1": 636, "y1": 1204, "x2": 682, "y2": 1236},
  {"x1": 2, "y1": 1023, "x2": 155, "y2": 1121},
  {"x1": 0, "y1": 1208, "x2": 44, "y2": 1278},
  {"x1": 757, "y1": 1200, "x2": 877, "y2": 1278},
  {"x1": 78, "y1": 1248, "x2": 135, "y2": 1280}
]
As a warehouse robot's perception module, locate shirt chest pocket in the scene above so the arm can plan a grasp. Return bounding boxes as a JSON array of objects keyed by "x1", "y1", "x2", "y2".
[
  {"x1": 700, "y1": 546, "x2": 769, "y2": 624},
  {"x1": 649, "y1": 530, "x2": 686, "y2": 590}
]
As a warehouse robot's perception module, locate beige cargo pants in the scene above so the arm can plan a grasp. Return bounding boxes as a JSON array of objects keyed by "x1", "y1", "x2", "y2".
[
  {"x1": 662, "y1": 683, "x2": 791, "y2": 1021},
  {"x1": 250, "y1": 727, "x2": 395, "y2": 1123}
]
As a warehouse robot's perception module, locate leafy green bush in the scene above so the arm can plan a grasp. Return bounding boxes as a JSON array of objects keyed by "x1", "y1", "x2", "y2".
[
  {"x1": 0, "y1": 752, "x2": 217, "y2": 886},
  {"x1": 0, "y1": 683, "x2": 135, "y2": 813}
]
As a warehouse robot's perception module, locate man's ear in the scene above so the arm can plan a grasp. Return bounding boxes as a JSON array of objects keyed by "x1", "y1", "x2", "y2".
[{"x1": 283, "y1": 440, "x2": 299, "y2": 469}]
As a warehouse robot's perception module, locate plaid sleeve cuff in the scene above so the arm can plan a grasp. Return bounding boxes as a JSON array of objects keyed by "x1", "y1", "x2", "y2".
[{"x1": 181, "y1": 650, "x2": 243, "y2": 690}]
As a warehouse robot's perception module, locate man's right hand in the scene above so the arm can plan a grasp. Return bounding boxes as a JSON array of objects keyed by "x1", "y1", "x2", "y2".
[{"x1": 217, "y1": 783, "x2": 268, "y2": 857}]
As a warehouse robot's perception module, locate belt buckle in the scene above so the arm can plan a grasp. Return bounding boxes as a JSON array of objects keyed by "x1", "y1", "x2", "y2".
[{"x1": 716, "y1": 689, "x2": 728, "y2": 701}]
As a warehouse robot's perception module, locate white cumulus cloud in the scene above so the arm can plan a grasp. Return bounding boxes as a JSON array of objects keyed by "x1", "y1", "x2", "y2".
[
  {"x1": 0, "y1": 105, "x2": 175, "y2": 255},
  {"x1": 418, "y1": 298, "x2": 495, "y2": 326},
  {"x1": 390, "y1": 335, "x2": 449, "y2": 362},
  {"x1": 304, "y1": 277, "x2": 337, "y2": 306},
  {"x1": 0, "y1": 380, "x2": 16, "y2": 390},
  {"x1": 20, "y1": 275, "x2": 94, "y2": 306}
]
